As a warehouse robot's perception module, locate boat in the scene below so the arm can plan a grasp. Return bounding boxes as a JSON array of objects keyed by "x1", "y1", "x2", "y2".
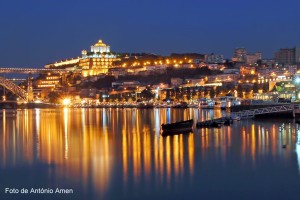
[
  {"x1": 161, "y1": 119, "x2": 193, "y2": 135},
  {"x1": 172, "y1": 101, "x2": 188, "y2": 108},
  {"x1": 230, "y1": 115, "x2": 241, "y2": 121},
  {"x1": 198, "y1": 98, "x2": 214, "y2": 109},
  {"x1": 196, "y1": 120, "x2": 223, "y2": 128},
  {"x1": 136, "y1": 101, "x2": 154, "y2": 109},
  {"x1": 214, "y1": 96, "x2": 241, "y2": 109}
]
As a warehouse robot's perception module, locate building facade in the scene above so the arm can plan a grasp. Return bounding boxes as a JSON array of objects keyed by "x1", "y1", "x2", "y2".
[
  {"x1": 232, "y1": 48, "x2": 247, "y2": 63},
  {"x1": 205, "y1": 54, "x2": 224, "y2": 64},
  {"x1": 45, "y1": 39, "x2": 119, "y2": 77},
  {"x1": 246, "y1": 52, "x2": 262, "y2": 65},
  {"x1": 274, "y1": 47, "x2": 300, "y2": 65},
  {"x1": 79, "y1": 40, "x2": 119, "y2": 77}
]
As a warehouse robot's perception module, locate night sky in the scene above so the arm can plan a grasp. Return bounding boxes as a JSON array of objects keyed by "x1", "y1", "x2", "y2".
[{"x1": 0, "y1": 0, "x2": 300, "y2": 68}]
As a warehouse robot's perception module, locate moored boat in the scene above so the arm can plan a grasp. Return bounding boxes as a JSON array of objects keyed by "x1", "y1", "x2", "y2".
[
  {"x1": 161, "y1": 119, "x2": 193, "y2": 135},
  {"x1": 136, "y1": 102, "x2": 154, "y2": 109},
  {"x1": 196, "y1": 120, "x2": 222, "y2": 128},
  {"x1": 214, "y1": 96, "x2": 241, "y2": 109},
  {"x1": 172, "y1": 101, "x2": 188, "y2": 108},
  {"x1": 198, "y1": 98, "x2": 214, "y2": 109}
]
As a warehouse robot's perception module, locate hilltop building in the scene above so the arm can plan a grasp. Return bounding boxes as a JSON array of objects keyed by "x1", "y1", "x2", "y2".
[
  {"x1": 44, "y1": 39, "x2": 119, "y2": 77},
  {"x1": 79, "y1": 40, "x2": 119, "y2": 76},
  {"x1": 205, "y1": 54, "x2": 224, "y2": 64}
]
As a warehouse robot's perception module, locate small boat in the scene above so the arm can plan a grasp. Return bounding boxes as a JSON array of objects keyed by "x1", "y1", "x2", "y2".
[
  {"x1": 161, "y1": 119, "x2": 193, "y2": 135},
  {"x1": 136, "y1": 102, "x2": 154, "y2": 109},
  {"x1": 223, "y1": 118, "x2": 232, "y2": 126},
  {"x1": 172, "y1": 101, "x2": 188, "y2": 108},
  {"x1": 196, "y1": 120, "x2": 222, "y2": 128},
  {"x1": 198, "y1": 98, "x2": 214, "y2": 109},
  {"x1": 230, "y1": 115, "x2": 241, "y2": 121}
]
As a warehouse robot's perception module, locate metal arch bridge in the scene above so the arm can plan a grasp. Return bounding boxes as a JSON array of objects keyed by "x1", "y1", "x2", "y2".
[
  {"x1": 0, "y1": 67, "x2": 82, "y2": 74},
  {"x1": 0, "y1": 67, "x2": 82, "y2": 101},
  {"x1": 0, "y1": 76, "x2": 27, "y2": 101}
]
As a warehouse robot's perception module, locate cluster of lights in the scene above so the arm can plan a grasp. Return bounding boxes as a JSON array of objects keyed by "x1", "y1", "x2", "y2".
[{"x1": 121, "y1": 58, "x2": 193, "y2": 68}]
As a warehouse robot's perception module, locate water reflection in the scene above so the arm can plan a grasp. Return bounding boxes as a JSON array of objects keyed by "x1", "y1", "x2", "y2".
[{"x1": 0, "y1": 108, "x2": 300, "y2": 199}]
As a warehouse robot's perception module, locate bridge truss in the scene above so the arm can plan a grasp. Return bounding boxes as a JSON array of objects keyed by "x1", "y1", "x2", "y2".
[{"x1": 0, "y1": 76, "x2": 27, "y2": 101}]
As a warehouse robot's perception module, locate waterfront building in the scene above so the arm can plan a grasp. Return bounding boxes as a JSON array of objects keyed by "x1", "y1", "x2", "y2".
[{"x1": 35, "y1": 73, "x2": 62, "y2": 89}]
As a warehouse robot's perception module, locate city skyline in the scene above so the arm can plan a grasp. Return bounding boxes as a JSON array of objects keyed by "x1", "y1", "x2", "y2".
[{"x1": 0, "y1": 0, "x2": 300, "y2": 68}]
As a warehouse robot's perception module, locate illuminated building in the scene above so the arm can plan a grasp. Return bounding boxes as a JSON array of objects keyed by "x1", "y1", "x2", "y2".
[
  {"x1": 35, "y1": 73, "x2": 62, "y2": 89},
  {"x1": 44, "y1": 39, "x2": 119, "y2": 77},
  {"x1": 79, "y1": 40, "x2": 119, "y2": 77}
]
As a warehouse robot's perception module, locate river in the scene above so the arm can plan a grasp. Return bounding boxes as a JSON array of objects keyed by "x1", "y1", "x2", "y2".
[{"x1": 0, "y1": 108, "x2": 300, "y2": 200}]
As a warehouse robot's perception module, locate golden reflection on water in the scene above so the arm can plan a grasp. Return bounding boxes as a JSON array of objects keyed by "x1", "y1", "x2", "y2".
[{"x1": 0, "y1": 108, "x2": 300, "y2": 193}]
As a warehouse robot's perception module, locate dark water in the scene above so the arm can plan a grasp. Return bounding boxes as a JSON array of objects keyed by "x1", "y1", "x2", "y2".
[{"x1": 0, "y1": 108, "x2": 300, "y2": 200}]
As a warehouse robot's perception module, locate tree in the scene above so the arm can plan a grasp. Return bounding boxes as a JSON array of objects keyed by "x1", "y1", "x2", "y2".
[
  {"x1": 48, "y1": 92, "x2": 61, "y2": 104},
  {"x1": 209, "y1": 88, "x2": 216, "y2": 98},
  {"x1": 93, "y1": 76, "x2": 116, "y2": 89},
  {"x1": 262, "y1": 82, "x2": 269, "y2": 93},
  {"x1": 215, "y1": 86, "x2": 223, "y2": 96},
  {"x1": 237, "y1": 84, "x2": 243, "y2": 98},
  {"x1": 140, "y1": 88, "x2": 154, "y2": 101},
  {"x1": 252, "y1": 82, "x2": 259, "y2": 93}
]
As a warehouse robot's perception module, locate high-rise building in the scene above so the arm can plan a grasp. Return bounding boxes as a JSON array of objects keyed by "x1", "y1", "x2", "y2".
[
  {"x1": 295, "y1": 47, "x2": 300, "y2": 64},
  {"x1": 232, "y1": 48, "x2": 262, "y2": 64},
  {"x1": 274, "y1": 47, "x2": 300, "y2": 65},
  {"x1": 232, "y1": 48, "x2": 247, "y2": 62},
  {"x1": 246, "y1": 52, "x2": 262, "y2": 65}
]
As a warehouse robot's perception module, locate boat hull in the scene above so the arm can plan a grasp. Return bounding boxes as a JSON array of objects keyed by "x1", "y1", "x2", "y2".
[{"x1": 161, "y1": 119, "x2": 193, "y2": 135}]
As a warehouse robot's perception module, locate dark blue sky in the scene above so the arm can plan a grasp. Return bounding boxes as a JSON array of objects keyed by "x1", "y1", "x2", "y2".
[{"x1": 0, "y1": 0, "x2": 300, "y2": 68}]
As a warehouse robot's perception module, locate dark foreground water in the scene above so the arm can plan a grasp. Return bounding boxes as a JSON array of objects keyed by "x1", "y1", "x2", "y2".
[{"x1": 0, "y1": 108, "x2": 300, "y2": 200}]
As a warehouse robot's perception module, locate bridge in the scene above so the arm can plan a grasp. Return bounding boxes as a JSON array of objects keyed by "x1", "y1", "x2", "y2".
[
  {"x1": 0, "y1": 76, "x2": 27, "y2": 101},
  {"x1": 0, "y1": 67, "x2": 81, "y2": 101},
  {"x1": 0, "y1": 67, "x2": 81, "y2": 74}
]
